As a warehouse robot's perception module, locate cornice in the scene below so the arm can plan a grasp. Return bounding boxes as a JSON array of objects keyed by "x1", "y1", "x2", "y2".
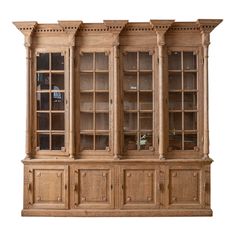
[
  {"x1": 104, "y1": 20, "x2": 128, "y2": 32},
  {"x1": 58, "y1": 20, "x2": 83, "y2": 33},
  {"x1": 196, "y1": 19, "x2": 223, "y2": 33},
  {"x1": 150, "y1": 20, "x2": 175, "y2": 32},
  {"x1": 13, "y1": 21, "x2": 38, "y2": 35}
]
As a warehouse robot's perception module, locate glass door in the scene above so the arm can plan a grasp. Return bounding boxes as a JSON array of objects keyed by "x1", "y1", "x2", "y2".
[
  {"x1": 122, "y1": 51, "x2": 153, "y2": 152},
  {"x1": 79, "y1": 52, "x2": 110, "y2": 151},
  {"x1": 168, "y1": 51, "x2": 198, "y2": 151}
]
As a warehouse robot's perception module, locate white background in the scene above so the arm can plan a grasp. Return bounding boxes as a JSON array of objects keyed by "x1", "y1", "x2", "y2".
[{"x1": 0, "y1": 0, "x2": 235, "y2": 235}]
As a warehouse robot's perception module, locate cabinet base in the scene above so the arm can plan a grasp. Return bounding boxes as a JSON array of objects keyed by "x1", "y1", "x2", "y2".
[{"x1": 22, "y1": 209, "x2": 212, "y2": 217}]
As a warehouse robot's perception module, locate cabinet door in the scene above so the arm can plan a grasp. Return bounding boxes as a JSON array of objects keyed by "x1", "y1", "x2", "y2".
[
  {"x1": 165, "y1": 166, "x2": 203, "y2": 208},
  {"x1": 120, "y1": 166, "x2": 160, "y2": 209},
  {"x1": 71, "y1": 165, "x2": 114, "y2": 209},
  {"x1": 24, "y1": 165, "x2": 68, "y2": 209}
]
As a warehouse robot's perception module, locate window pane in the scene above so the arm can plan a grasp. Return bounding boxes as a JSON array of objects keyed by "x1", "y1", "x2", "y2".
[
  {"x1": 183, "y1": 52, "x2": 196, "y2": 70},
  {"x1": 184, "y1": 134, "x2": 197, "y2": 150},
  {"x1": 51, "y1": 113, "x2": 64, "y2": 130},
  {"x1": 51, "y1": 92, "x2": 64, "y2": 110},
  {"x1": 37, "y1": 113, "x2": 49, "y2": 130},
  {"x1": 80, "y1": 134, "x2": 93, "y2": 150},
  {"x1": 95, "y1": 93, "x2": 109, "y2": 111},
  {"x1": 169, "y1": 112, "x2": 182, "y2": 130},
  {"x1": 169, "y1": 72, "x2": 181, "y2": 90},
  {"x1": 169, "y1": 133, "x2": 182, "y2": 150},
  {"x1": 95, "y1": 73, "x2": 109, "y2": 90},
  {"x1": 184, "y1": 72, "x2": 197, "y2": 90},
  {"x1": 80, "y1": 53, "x2": 93, "y2": 70},
  {"x1": 124, "y1": 112, "x2": 137, "y2": 131},
  {"x1": 51, "y1": 73, "x2": 64, "y2": 90},
  {"x1": 139, "y1": 52, "x2": 152, "y2": 70},
  {"x1": 123, "y1": 52, "x2": 137, "y2": 70},
  {"x1": 95, "y1": 113, "x2": 109, "y2": 130},
  {"x1": 51, "y1": 53, "x2": 64, "y2": 70},
  {"x1": 37, "y1": 73, "x2": 49, "y2": 90},
  {"x1": 124, "y1": 92, "x2": 137, "y2": 110},
  {"x1": 140, "y1": 72, "x2": 152, "y2": 90},
  {"x1": 169, "y1": 92, "x2": 182, "y2": 110},
  {"x1": 95, "y1": 135, "x2": 109, "y2": 150},
  {"x1": 184, "y1": 92, "x2": 197, "y2": 110},
  {"x1": 80, "y1": 112, "x2": 93, "y2": 130},
  {"x1": 140, "y1": 92, "x2": 152, "y2": 110},
  {"x1": 184, "y1": 112, "x2": 197, "y2": 130},
  {"x1": 123, "y1": 72, "x2": 137, "y2": 90},
  {"x1": 37, "y1": 53, "x2": 49, "y2": 70},
  {"x1": 80, "y1": 72, "x2": 93, "y2": 90},
  {"x1": 37, "y1": 93, "x2": 49, "y2": 110},
  {"x1": 37, "y1": 133, "x2": 49, "y2": 150},
  {"x1": 80, "y1": 93, "x2": 93, "y2": 111},
  {"x1": 140, "y1": 133, "x2": 152, "y2": 150},
  {"x1": 168, "y1": 51, "x2": 181, "y2": 70},
  {"x1": 95, "y1": 53, "x2": 108, "y2": 70},
  {"x1": 51, "y1": 134, "x2": 64, "y2": 150},
  {"x1": 124, "y1": 134, "x2": 137, "y2": 150},
  {"x1": 140, "y1": 113, "x2": 152, "y2": 130}
]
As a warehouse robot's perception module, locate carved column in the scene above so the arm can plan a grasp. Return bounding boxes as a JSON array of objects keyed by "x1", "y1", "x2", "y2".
[
  {"x1": 197, "y1": 19, "x2": 222, "y2": 159},
  {"x1": 151, "y1": 20, "x2": 174, "y2": 159},
  {"x1": 13, "y1": 22, "x2": 38, "y2": 159},
  {"x1": 59, "y1": 21, "x2": 82, "y2": 158},
  {"x1": 104, "y1": 20, "x2": 128, "y2": 159}
]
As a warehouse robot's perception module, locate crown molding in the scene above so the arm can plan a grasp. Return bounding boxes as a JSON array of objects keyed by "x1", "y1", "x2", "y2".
[{"x1": 196, "y1": 19, "x2": 223, "y2": 33}]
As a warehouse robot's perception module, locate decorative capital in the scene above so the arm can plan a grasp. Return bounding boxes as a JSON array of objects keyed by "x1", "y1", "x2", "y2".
[
  {"x1": 104, "y1": 20, "x2": 128, "y2": 46},
  {"x1": 13, "y1": 21, "x2": 38, "y2": 47},
  {"x1": 150, "y1": 20, "x2": 175, "y2": 46}
]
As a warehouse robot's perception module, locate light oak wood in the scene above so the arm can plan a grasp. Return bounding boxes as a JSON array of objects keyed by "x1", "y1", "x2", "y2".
[{"x1": 14, "y1": 19, "x2": 222, "y2": 217}]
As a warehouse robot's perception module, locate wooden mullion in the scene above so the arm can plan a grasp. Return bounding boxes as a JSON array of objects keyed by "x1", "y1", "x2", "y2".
[
  {"x1": 93, "y1": 53, "x2": 96, "y2": 150},
  {"x1": 181, "y1": 51, "x2": 184, "y2": 150}
]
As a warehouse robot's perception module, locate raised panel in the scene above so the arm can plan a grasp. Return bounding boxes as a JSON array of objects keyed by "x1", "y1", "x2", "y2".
[
  {"x1": 72, "y1": 166, "x2": 114, "y2": 209},
  {"x1": 168, "y1": 168, "x2": 201, "y2": 208}
]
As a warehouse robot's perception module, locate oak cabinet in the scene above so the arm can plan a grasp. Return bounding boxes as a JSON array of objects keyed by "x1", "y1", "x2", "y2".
[{"x1": 14, "y1": 19, "x2": 222, "y2": 216}]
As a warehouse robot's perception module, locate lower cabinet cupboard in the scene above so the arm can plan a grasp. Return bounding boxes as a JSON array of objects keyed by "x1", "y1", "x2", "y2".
[{"x1": 22, "y1": 162, "x2": 211, "y2": 216}]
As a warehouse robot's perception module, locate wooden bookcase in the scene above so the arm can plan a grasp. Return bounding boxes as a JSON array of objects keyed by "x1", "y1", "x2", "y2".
[{"x1": 14, "y1": 19, "x2": 222, "y2": 216}]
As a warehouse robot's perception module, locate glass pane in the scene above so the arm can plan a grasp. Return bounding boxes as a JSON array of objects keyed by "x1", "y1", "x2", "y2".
[
  {"x1": 51, "y1": 53, "x2": 64, "y2": 70},
  {"x1": 139, "y1": 52, "x2": 152, "y2": 70},
  {"x1": 80, "y1": 53, "x2": 93, "y2": 70},
  {"x1": 124, "y1": 134, "x2": 137, "y2": 150},
  {"x1": 169, "y1": 112, "x2": 182, "y2": 130},
  {"x1": 184, "y1": 112, "x2": 197, "y2": 130},
  {"x1": 80, "y1": 134, "x2": 93, "y2": 150},
  {"x1": 80, "y1": 73, "x2": 93, "y2": 90},
  {"x1": 51, "y1": 73, "x2": 64, "y2": 90},
  {"x1": 169, "y1": 92, "x2": 182, "y2": 110},
  {"x1": 184, "y1": 92, "x2": 197, "y2": 110},
  {"x1": 37, "y1": 113, "x2": 49, "y2": 130},
  {"x1": 37, "y1": 53, "x2": 49, "y2": 70},
  {"x1": 95, "y1": 113, "x2": 109, "y2": 130},
  {"x1": 184, "y1": 134, "x2": 197, "y2": 150},
  {"x1": 123, "y1": 52, "x2": 137, "y2": 70},
  {"x1": 124, "y1": 112, "x2": 137, "y2": 131},
  {"x1": 51, "y1": 92, "x2": 64, "y2": 110},
  {"x1": 52, "y1": 134, "x2": 64, "y2": 150},
  {"x1": 140, "y1": 72, "x2": 152, "y2": 90},
  {"x1": 95, "y1": 135, "x2": 109, "y2": 150},
  {"x1": 140, "y1": 92, "x2": 152, "y2": 110},
  {"x1": 80, "y1": 93, "x2": 93, "y2": 111},
  {"x1": 169, "y1": 72, "x2": 182, "y2": 90},
  {"x1": 95, "y1": 53, "x2": 108, "y2": 70},
  {"x1": 80, "y1": 112, "x2": 93, "y2": 130},
  {"x1": 37, "y1": 93, "x2": 49, "y2": 110},
  {"x1": 184, "y1": 72, "x2": 197, "y2": 90},
  {"x1": 95, "y1": 93, "x2": 109, "y2": 110},
  {"x1": 168, "y1": 51, "x2": 181, "y2": 70},
  {"x1": 123, "y1": 72, "x2": 137, "y2": 90},
  {"x1": 95, "y1": 73, "x2": 109, "y2": 90},
  {"x1": 140, "y1": 113, "x2": 152, "y2": 130},
  {"x1": 140, "y1": 133, "x2": 152, "y2": 150},
  {"x1": 37, "y1": 73, "x2": 49, "y2": 90},
  {"x1": 183, "y1": 52, "x2": 196, "y2": 70},
  {"x1": 124, "y1": 92, "x2": 137, "y2": 110},
  {"x1": 37, "y1": 133, "x2": 49, "y2": 150},
  {"x1": 51, "y1": 113, "x2": 64, "y2": 130},
  {"x1": 169, "y1": 133, "x2": 182, "y2": 150}
]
